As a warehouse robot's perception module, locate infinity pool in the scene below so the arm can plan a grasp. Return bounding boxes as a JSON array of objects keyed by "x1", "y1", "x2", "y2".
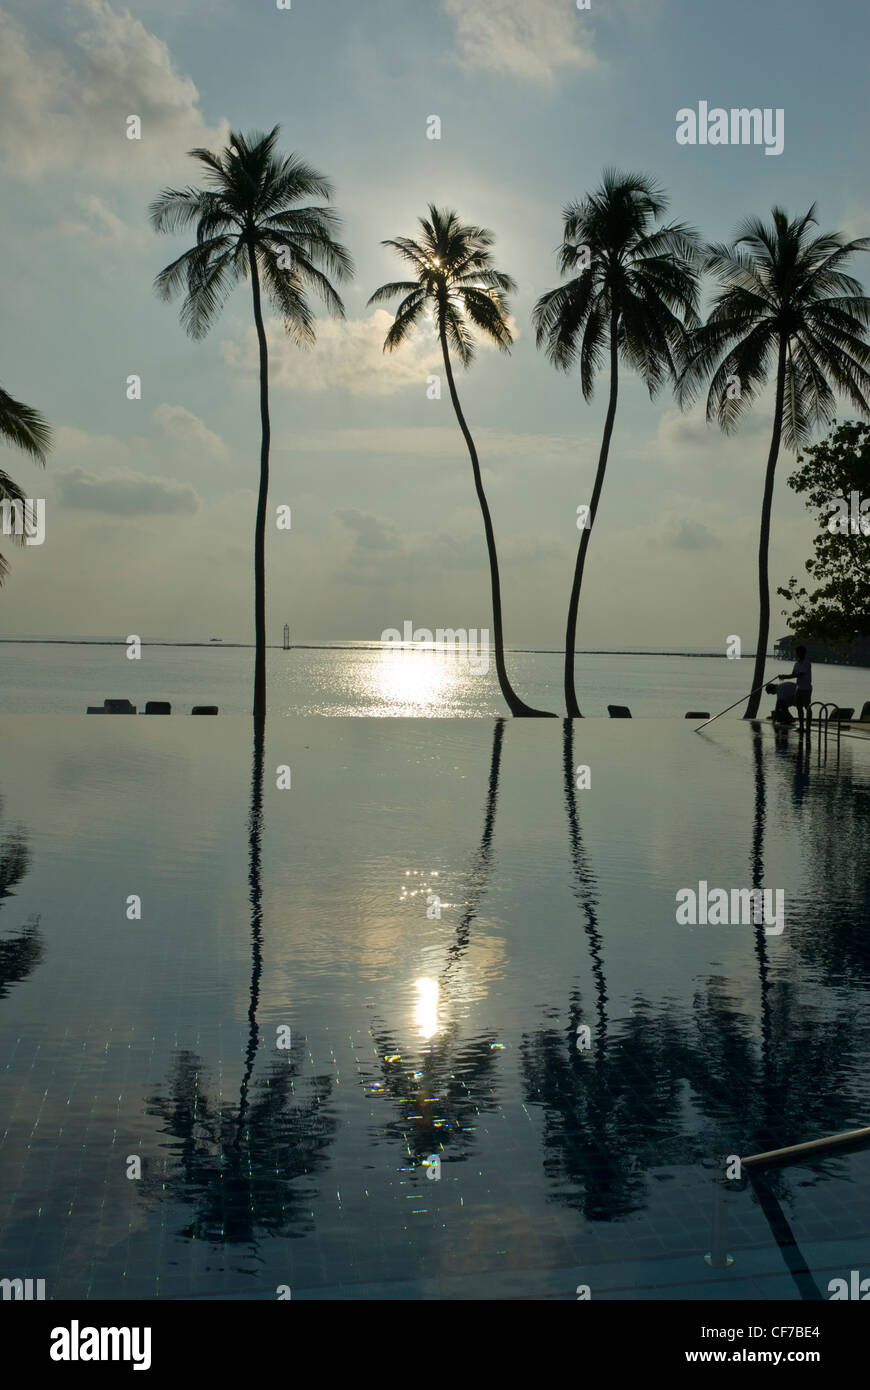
[{"x1": 1, "y1": 716, "x2": 868, "y2": 1299}]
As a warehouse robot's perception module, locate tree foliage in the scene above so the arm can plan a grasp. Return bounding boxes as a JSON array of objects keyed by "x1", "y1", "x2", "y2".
[{"x1": 778, "y1": 419, "x2": 870, "y2": 642}]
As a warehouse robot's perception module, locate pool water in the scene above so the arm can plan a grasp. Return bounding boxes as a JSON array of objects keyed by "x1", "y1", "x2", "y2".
[{"x1": 0, "y1": 715, "x2": 868, "y2": 1300}]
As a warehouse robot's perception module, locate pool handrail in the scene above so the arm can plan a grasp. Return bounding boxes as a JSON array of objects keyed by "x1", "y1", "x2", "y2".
[{"x1": 741, "y1": 1124, "x2": 870, "y2": 1171}]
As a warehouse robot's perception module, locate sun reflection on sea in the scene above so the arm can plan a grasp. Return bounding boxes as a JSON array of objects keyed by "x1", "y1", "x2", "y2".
[{"x1": 372, "y1": 645, "x2": 459, "y2": 714}]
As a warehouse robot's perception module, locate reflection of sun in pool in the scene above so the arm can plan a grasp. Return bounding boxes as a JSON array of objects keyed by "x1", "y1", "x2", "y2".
[
  {"x1": 374, "y1": 647, "x2": 457, "y2": 711},
  {"x1": 413, "y1": 977, "x2": 440, "y2": 1040},
  {"x1": 400, "y1": 869, "x2": 447, "y2": 906}
]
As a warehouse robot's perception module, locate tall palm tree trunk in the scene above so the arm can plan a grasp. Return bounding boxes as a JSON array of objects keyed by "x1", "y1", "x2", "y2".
[
  {"x1": 565, "y1": 311, "x2": 619, "y2": 718},
  {"x1": 438, "y1": 329, "x2": 554, "y2": 717},
  {"x1": 248, "y1": 244, "x2": 271, "y2": 720},
  {"x1": 744, "y1": 338, "x2": 787, "y2": 719}
]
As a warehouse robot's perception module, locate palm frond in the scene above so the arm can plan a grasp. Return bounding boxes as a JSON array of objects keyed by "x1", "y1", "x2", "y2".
[
  {"x1": 152, "y1": 127, "x2": 350, "y2": 340},
  {"x1": 372, "y1": 207, "x2": 514, "y2": 370},
  {"x1": 0, "y1": 388, "x2": 51, "y2": 463}
]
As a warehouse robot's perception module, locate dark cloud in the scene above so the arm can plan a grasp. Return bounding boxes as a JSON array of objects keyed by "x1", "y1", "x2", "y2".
[
  {"x1": 669, "y1": 519, "x2": 721, "y2": 550},
  {"x1": 55, "y1": 468, "x2": 199, "y2": 517},
  {"x1": 335, "y1": 508, "x2": 400, "y2": 551}
]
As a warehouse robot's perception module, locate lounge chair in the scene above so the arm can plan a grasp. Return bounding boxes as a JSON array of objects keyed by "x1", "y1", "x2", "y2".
[
  {"x1": 828, "y1": 707, "x2": 854, "y2": 722},
  {"x1": 607, "y1": 704, "x2": 632, "y2": 718},
  {"x1": 104, "y1": 698, "x2": 136, "y2": 714},
  {"x1": 685, "y1": 711, "x2": 710, "y2": 719},
  {"x1": 191, "y1": 705, "x2": 219, "y2": 715},
  {"x1": 144, "y1": 701, "x2": 171, "y2": 715},
  {"x1": 860, "y1": 702, "x2": 870, "y2": 723}
]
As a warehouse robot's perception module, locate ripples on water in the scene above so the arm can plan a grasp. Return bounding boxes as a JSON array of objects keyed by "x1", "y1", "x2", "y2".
[
  {"x1": 3, "y1": 641, "x2": 870, "y2": 717},
  {"x1": 1, "y1": 715, "x2": 869, "y2": 1298}
]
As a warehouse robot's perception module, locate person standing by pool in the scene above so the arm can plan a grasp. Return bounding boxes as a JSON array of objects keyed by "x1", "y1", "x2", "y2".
[{"x1": 777, "y1": 644, "x2": 812, "y2": 734}]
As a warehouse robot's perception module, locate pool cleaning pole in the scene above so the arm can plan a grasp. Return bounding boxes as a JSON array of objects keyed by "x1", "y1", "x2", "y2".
[{"x1": 694, "y1": 682, "x2": 771, "y2": 733}]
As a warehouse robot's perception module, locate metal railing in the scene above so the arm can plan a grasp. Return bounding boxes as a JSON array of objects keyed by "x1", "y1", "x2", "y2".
[
  {"x1": 742, "y1": 1124, "x2": 870, "y2": 1171},
  {"x1": 706, "y1": 1124, "x2": 870, "y2": 1278},
  {"x1": 810, "y1": 700, "x2": 843, "y2": 757}
]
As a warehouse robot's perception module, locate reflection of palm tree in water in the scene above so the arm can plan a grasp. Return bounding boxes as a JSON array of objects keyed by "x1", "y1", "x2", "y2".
[
  {"x1": 236, "y1": 717, "x2": 265, "y2": 1148},
  {"x1": 0, "y1": 792, "x2": 41, "y2": 999},
  {"x1": 364, "y1": 720, "x2": 507, "y2": 1171},
  {"x1": 519, "y1": 721, "x2": 684, "y2": 1219},
  {"x1": 520, "y1": 726, "x2": 860, "y2": 1245},
  {"x1": 789, "y1": 742, "x2": 870, "y2": 986},
  {"x1": 711, "y1": 729, "x2": 857, "y2": 1161},
  {"x1": 442, "y1": 718, "x2": 504, "y2": 980},
  {"x1": 682, "y1": 728, "x2": 859, "y2": 1296},
  {"x1": 145, "y1": 719, "x2": 336, "y2": 1242}
]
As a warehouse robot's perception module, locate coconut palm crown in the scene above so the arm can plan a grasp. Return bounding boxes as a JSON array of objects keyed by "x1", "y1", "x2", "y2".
[
  {"x1": 149, "y1": 126, "x2": 353, "y2": 717},
  {"x1": 533, "y1": 170, "x2": 701, "y2": 717},
  {"x1": 678, "y1": 205, "x2": 870, "y2": 717},
  {"x1": 369, "y1": 205, "x2": 554, "y2": 717}
]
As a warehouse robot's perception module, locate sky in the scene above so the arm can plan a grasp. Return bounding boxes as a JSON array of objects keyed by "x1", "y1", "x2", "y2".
[{"x1": 0, "y1": 0, "x2": 868, "y2": 646}]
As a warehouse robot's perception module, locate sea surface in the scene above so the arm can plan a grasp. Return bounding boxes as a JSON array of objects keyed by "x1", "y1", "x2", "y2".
[{"x1": 2, "y1": 639, "x2": 870, "y2": 718}]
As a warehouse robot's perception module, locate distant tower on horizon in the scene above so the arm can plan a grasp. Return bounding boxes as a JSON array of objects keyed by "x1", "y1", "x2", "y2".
[{"x1": 283, "y1": 623, "x2": 290, "y2": 650}]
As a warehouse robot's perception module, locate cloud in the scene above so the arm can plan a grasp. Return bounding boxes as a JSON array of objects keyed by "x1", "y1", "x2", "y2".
[
  {"x1": 0, "y1": 1, "x2": 228, "y2": 180},
  {"x1": 155, "y1": 404, "x2": 225, "y2": 456},
  {"x1": 335, "y1": 508, "x2": 400, "y2": 551},
  {"x1": 56, "y1": 194, "x2": 147, "y2": 248},
  {"x1": 288, "y1": 425, "x2": 579, "y2": 458},
  {"x1": 443, "y1": 0, "x2": 598, "y2": 82},
  {"x1": 656, "y1": 404, "x2": 769, "y2": 452},
  {"x1": 668, "y1": 518, "x2": 721, "y2": 550},
  {"x1": 329, "y1": 513, "x2": 491, "y2": 590},
  {"x1": 54, "y1": 466, "x2": 199, "y2": 515},
  {"x1": 221, "y1": 309, "x2": 443, "y2": 397}
]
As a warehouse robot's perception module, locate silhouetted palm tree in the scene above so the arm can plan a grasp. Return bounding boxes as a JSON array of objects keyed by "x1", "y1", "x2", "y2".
[
  {"x1": 678, "y1": 206, "x2": 870, "y2": 717},
  {"x1": 370, "y1": 207, "x2": 554, "y2": 718},
  {"x1": 0, "y1": 385, "x2": 51, "y2": 585},
  {"x1": 150, "y1": 127, "x2": 353, "y2": 717},
  {"x1": 533, "y1": 171, "x2": 700, "y2": 717}
]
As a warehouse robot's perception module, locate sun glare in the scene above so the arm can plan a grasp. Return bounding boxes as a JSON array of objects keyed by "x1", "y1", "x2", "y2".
[{"x1": 413, "y1": 977, "x2": 440, "y2": 1040}]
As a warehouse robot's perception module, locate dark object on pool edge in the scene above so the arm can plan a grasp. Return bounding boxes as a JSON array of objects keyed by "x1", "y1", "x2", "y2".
[
  {"x1": 191, "y1": 706, "x2": 219, "y2": 715},
  {"x1": 607, "y1": 704, "x2": 632, "y2": 718},
  {"x1": 104, "y1": 699, "x2": 136, "y2": 714},
  {"x1": 86, "y1": 706, "x2": 104, "y2": 714},
  {"x1": 861, "y1": 701, "x2": 870, "y2": 722},
  {"x1": 829, "y1": 706, "x2": 854, "y2": 722},
  {"x1": 144, "y1": 701, "x2": 171, "y2": 715},
  {"x1": 685, "y1": 711, "x2": 710, "y2": 719}
]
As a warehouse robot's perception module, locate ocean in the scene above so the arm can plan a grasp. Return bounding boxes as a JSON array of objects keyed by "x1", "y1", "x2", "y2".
[{"x1": 1, "y1": 639, "x2": 869, "y2": 719}]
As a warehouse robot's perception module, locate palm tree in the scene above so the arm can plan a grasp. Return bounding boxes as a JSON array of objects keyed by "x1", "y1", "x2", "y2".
[
  {"x1": 678, "y1": 206, "x2": 870, "y2": 718},
  {"x1": 369, "y1": 206, "x2": 554, "y2": 717},
  {"x1": 533, "y1": 171, "x2": 700, "y2": 717},
  {"x1": 150, "y1": 127, "x2": 353, "y2": 718},
  {"x1": 0, "y1": 385, "x2": 51, "y2": 585}
]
